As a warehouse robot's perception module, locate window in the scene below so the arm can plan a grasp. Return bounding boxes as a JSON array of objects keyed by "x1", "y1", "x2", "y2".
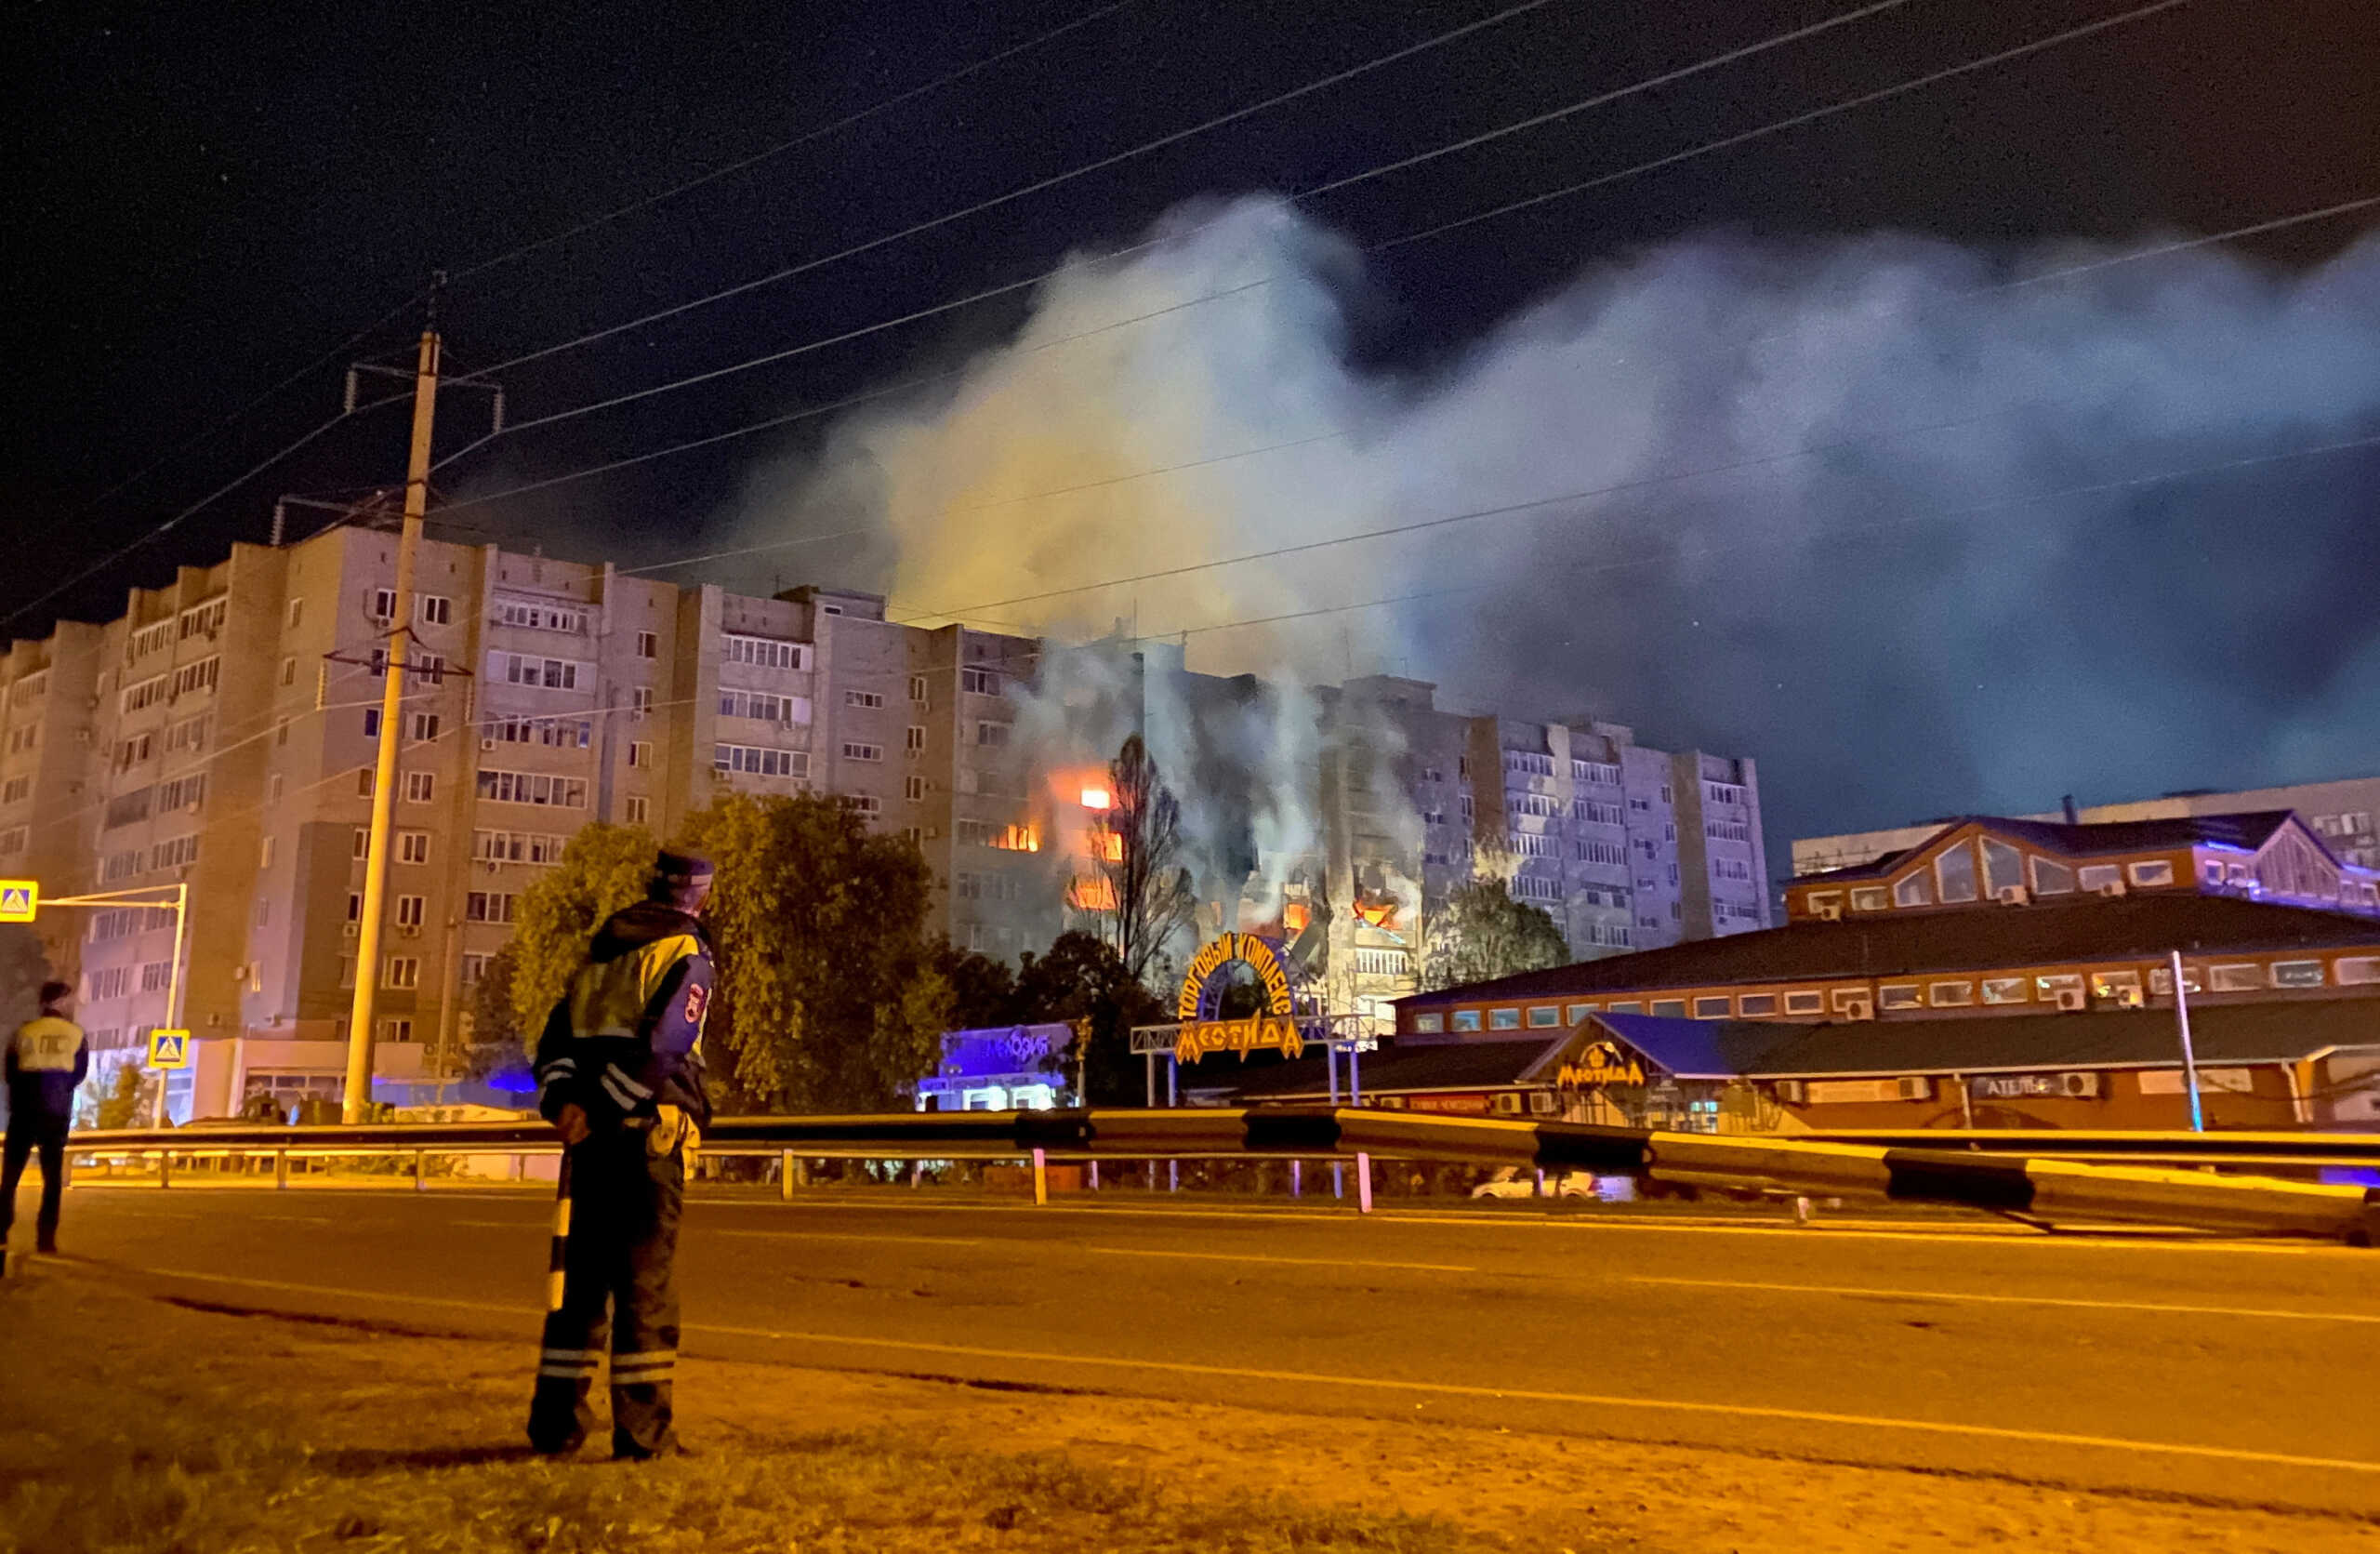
[
  {"x1": 408, "y1": 711, "x2": 440, "y2": 742},
  {"x1": 959, "y1": 667, "x2": 1000, "y2": 696},
  {"x1": 1879, "y1": 985, "x2": 1923, "y2": 1010},
  {"x1": 1691, "y1": 996, "x2": 1730, "y2": 1019},
  {"x1": 721, "y1": 633, "x2": 808, "y2": 671},
  {"x1": 909, "y1": 675, "x2": 930, "y2": 703},
  {"x1": 1450, "y1": 1010, "x2": 1483, "y2": 1032},
  {"x1": 280, "y1": 656, "x2": 298, "y2": 686},
  {"x1": 357, "y1": 766, "x2": 376, "y2": 797},
  {"x1": 476, "y1": 769, "x2": 589, "y2": 807},
  {"x1": 370, "y1": 589, "x2": 398, "y2": 623},
  {"x1": 383, "y1": 957, "x2": 420, "y2": 989},
  {"x1": 101, "y1": 786, "x2": 153, "y2": 828},
  {"x1": 1981, "y1": 977, "x2": 2030, "y2": 1005},
  {"x1": 461, "y1": 953, "x2": 491, "y2": 987},
  {"x1": 713, "y1": 743, "x2": 807, "y2": 778},
  {"x1": 492, "y1": 598, "x2": 587, "y2": 633},
  {"x1": 2077, "y1": 864, "x2": 2122, "y2": 892},
  {"x1": 1502, "y1": 751, "x2": 1554, "y2": 777},
  {"x1": 1574, "y1": 761, "x2": 1620, "y2": 787},
  {"x1": 1737, "y1": 994, "x2": 1778, "y2": 1017},
  {"x1": 1411, "y1": 1013, "x2": 1445, "y2": 1034},
  {"x1": 417, "y1": 594, "x2": 452, "y2": 626},
  {"x1": 483, "y1": 714, "x2": 592, "y2": 748},
  {"x1": 1575, "y1": 799, "x2": 1624, "y2": 826},
  {"x1": 1527, "y1": 1005, "x2": 1562, "y2": 1029},
  {"x1": 259, "y1": 835, "x2": 276, "y2": 869},
  {"x1": 1576, "y1": 840, "x2": 1624, "y2": 866},
  {"x1": 139, "y1": 961, "x2": 171, "y2": 993},
  {"x1": 844, "y1": 689, "x2": 885, "y2": 710},
  {"x1": 1487, "y1": 1007, "x2": 1522, "y2": 1030},
  {"x1": 286, "y1": 598, "x2": 304, "y2": 629},
  {"x1": 0, "y1": 826, "x2": 28, "y2": 857},
  {"x1": 1981, "y1": 837, "x2": 2025, "y2": 897},
  {"x1": 473, "y1": 830, "x2": 569, "y2": 865},
  {"x1": 906, "y1": 725, "x2": 926, "y2": 754},
  {"x1": 1705, "y1": 781, "x2": 1746, "y2": 806},
  {"x1": 467, "y1": 892, "x2": 519, "y2": 924},
  {"x1": 352, "y1": 829, "x2": 371, "y2": 860},
  {"x1": 121, "y1": 673, "x2": 167, "y2": 713},
  {"x1": 635, "y1": 630, "x2": 658, "y2": 658},
  {"x1": 1927, "y1": 981, "x2": 1974, "y2": 1007},
  {"x1": 2334, "y1": 956, "x2": 2380, "y2": 987},
  {"x1": 1783, "y1": 990, "x2": 1826, "y2": 1016},
  {"x1": 905, "y1": 775, "x2": 926, "y2": 802},
  {"x1": 717, "y1": 688, "x2": 810, "y2": 724},
  {"x1": 628, "y1": 740, "x2": 652, "y2": 769},
  {"x1": 2031, "y1": 857, "x2": 2075, "y2": 895},
  {"x1": 975, "y1": 721, "x2": 1011, "y2": 748},
  {"x1": 86, "y1": 966, "x2": 132, "y2": 1002},
  {"x1": 1936, "y1": 843, "x2": 1979, "y2": 903},
  {"x1": 403, "y1": 771, "x2": 434, "y2": 804},
  {"x1": 395, "y1": 895, "x2": 425, "y2": 929},
  {"x1": 1893, "y1": 870, "x2": 1934, "y2": 908},
  {"x1": 398, "y1": 831, "x2": 430, "y2": 864},
  {"x1": 2209, "y1": 963, "x2": 2263, "y2": 992},
  {"x1": 841, "y1": 740, "x2": 884, "y2": 763},
  {"x1": 1564, "y1": 1003, "x2": 1597, "y2": 1024},
  {"x1": 955, "y1": 818, "x2": 1039, "y2": 852},
  {"x1": 2270, "y1": 960, "x2": 2326, "y2": 990},
  {"x1": 624, "y1": 796, "x2": 649, "y2": 825},
  {"x1": 2128, "y1": 859, "x2": 2175, "y2": 887},
  {"x1": 489, "y1": 651, "x2": 588, "y2": 691},
  {"x1": 150, "y1": 834, "x2": 200, "y2": 870},
  {"x1": 631, "y1": 686, "x2": 651, "y2": 717},
  {"x1": 1649, "y1": 999, "x2": 1687, "y2": 1019},
  {"x1": 844, "y1": 794, "x2": 882, "y2": 816}
]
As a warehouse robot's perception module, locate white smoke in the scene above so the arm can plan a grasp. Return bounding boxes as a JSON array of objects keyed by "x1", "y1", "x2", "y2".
[{"x1": 717, "y1": 195, "x2": 2380, "y2": 851}]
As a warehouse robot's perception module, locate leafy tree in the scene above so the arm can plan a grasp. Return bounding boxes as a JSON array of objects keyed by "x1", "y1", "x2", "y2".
[
  {"x1": 1089, "y1": 734, "x2": 1196, "y2": 990},
  {"x1": 506, "y1": 822, "x2": 657, "y2": 1042},
  {"x1": 0, "y1": 924, "x2": 52, "y2": 1030},
  {"x1": 680, "y1": 791, "x2": 945, "y2": 1112},
  {"x1": 85, "y1": 1062, "x2": 154, "y2": 1130},
  {"x1": 1014, "y1": 930, "x2": 1169, "y2": 1105},
  {"x1": 1421, "y1": 878, "x2": 1571, "y2": 991},
  {"x1": 935, "y1": 942, "x2": 1021, "y2": 1031}
]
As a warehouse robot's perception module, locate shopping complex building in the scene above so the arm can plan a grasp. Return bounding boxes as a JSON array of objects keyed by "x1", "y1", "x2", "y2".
[{"x1": 0, "y1": 524, "x2": 1766, "y2": 1118}]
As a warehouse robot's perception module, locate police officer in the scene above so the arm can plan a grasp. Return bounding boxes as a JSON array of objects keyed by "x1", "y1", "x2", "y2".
[
  {"x1": 528, "y1": 850, "x2": 715, "y2": 1459},
  {"x1": 4, "y1": 981, "x2": 89, "y2": 1256}
]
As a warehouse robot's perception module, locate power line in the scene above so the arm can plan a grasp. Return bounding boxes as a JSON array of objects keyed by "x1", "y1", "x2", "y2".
[
  {"x1": 444, "y1": 1, "x2": 1144, "y2": 286},
  {"x1": 5, "y1": 392, "x2": 417, "y2": 630},
  {"x1": 438, "y1": 0, "x2": 1915, "y2": 470},
  {"x1": 478, "y1": 0, "x2": 1564, "y2": 377}
]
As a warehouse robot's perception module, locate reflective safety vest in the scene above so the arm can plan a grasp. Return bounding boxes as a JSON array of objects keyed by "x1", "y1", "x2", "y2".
[
  {"x1": 6, "y1": 1015, "x2": 88, "y2": 1120},
  {"x1": 566, "y1": 927, "x2": 707, "y2": 1043}
]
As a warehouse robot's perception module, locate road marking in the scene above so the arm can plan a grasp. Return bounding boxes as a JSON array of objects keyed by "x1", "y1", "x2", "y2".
[
  {"x1": 711, "y1": 1229, "x2": 985, "y2": 1249},
  {"x1": 1627, "y1": 1275, "x2": 2380, "y2": 1325},
  {"x1": 122, "y1": 1263, "x2": 2380, "y2": 1477},
  {"x1": 1087, "y1": 1246, "x2": 1474, "y2": 1273},
  {"x1": 455, "y1": 1219, "x2": 538, "y2": 1230}
]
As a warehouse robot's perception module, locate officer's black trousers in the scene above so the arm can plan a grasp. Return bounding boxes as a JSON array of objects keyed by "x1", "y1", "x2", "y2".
[
  {"x1": 527, "y1": 1131, "x2": 684, "y2": 1457},
  {"x1": 1, "y1": 1111, "x2": 70, "y2": 1251}
]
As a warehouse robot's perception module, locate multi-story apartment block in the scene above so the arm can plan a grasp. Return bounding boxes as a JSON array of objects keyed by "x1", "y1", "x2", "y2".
[{"x1": 1, "y1": 525, "x2": 1768, "y2": 1118}]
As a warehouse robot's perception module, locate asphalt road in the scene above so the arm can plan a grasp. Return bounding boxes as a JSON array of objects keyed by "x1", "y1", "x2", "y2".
[{"x1": 32, "y1": 1179, "x2": 2380, "y2": 1514}]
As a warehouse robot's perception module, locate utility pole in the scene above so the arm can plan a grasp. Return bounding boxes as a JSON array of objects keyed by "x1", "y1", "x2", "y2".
[
  {"x1": 2171, "y1": 949, "x2": 2205, "y2": 1133},
  {"x1": 343, "y1": 304, "x2": 442, "y2": 1122}
]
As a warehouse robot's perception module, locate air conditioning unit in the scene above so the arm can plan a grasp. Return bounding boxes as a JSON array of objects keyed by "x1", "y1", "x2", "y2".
[
  {"x1": 1492, "y1": 1092, "x2": 1525, "y2": 1116},
  {"x1": 1995, "y1": 885, "x2": 2030, "y2": 905},
  {"x1": 1838, "y1": 997, "x2": 1874, "y2": 1022},
  {"x1": 342, "y1": 922, "x2": 359, "y2": 939},
  {"x1": 2059, "y1": 1071, "x2": 2102, "y2": 1098},
  {"x1": 2054, "y1": 988, "x2": 2086, "y2": 1012},
  {"x1": 2109, "y1": 986, "x2": 2145, "y2": 1009},
  {"x1": 1775, "y1": 1080, "x2": 1806, "y2": 1105},
  {"x1": 398, "y1": 924, "x2": 420, "y2": 938},
  {"x1": 2096, "y1": 880, "x2": 2127, "y2": 898},
  {"x1": 1810, "y1": 900, "x2": 1844, "y2": 922}
]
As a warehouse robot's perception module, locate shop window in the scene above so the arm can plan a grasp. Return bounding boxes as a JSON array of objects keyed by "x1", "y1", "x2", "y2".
[
  {"x1": 1692, "y1": 996, "x2": 1730, "y2": 1019},
  {"x1": 1928, "y1": 981, "x2": 1974, "y2": 1007},
  {"x1": 1850, "y1": 886, "x2": 1889, "y2": 912},
  {"x1": 1980, "y1": 977, "x2": 2029, "y2": 1005},
  {"x1": 1936, "y1": 843, "x2": 1979, "y2": 904},
  {"x1": 1893, "y1": 871, "x2": 1933, "y2": 908},
  {"x1": 1489, "y1": 1007, "x2": 1522, "y2": 1030},
  {"x1": 2270, "y1": 960, "x2": 2326, "y2": 989},
  {"x1": 1411, "y1": 1013, "x2": 1444, "y2": 1034},
  {"x1": 1782, "y1": 990, "x2": 1824, "y2": 1016},
  {"x1": 2128, "y1": 859, "x2": 2175, "y2": 887},
  {"x1": 1451, "y1": 1010, "x2": 1483, "y2": 1032},
  {"x1": 1878, "y1": 985, "x2": 1922, "y2": 1011},
  {"x1": 1981, "y1": 837, "x2": 2026, "y2": 897},
  {"x1": 1526, "y1": 1005, "x2": 1561, "y2": 1029},
  {"x1": 2031, "y1": 857, "x2": 2075, "y2": 896},
  {"x1": 1738, "y1": 994, "x2": 1778, "y2": 1017},
  {"x1": 1650, "y1": 999, "x2": 1687, "y2": 1019}
]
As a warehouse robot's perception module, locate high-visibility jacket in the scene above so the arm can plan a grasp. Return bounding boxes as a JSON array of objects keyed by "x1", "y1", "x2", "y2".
[
  {"x1": 5, "y1": 1014, "x2": 88, "y2": 1122},
  {"x1": 535, "y1": 902, "x2": 713, "y2": 1130}
]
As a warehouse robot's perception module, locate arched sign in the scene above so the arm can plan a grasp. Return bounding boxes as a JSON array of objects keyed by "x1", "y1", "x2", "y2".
[{"x1": 1177, "y1": 932, "x2": 1296, "y2": 1022}]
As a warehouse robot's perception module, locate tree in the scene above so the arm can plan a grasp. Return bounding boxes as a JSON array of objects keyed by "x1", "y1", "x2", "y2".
[
  {"x1": 1014, "y1": 930, "x2": 1169, "y2": 1105},
  {"x1": 1421, "y1": 878, "x2": 1571, "y2": 990},
  {"x1": 680, "y1": 791, "x2": 945, "y2": 1112},
  {"x1": 0, "y1": 924, "x2": 52, "y2": 1030},
  {"x1": 1089, "y1": 734, "x2": 1196, "y2": 990},
  {"x1": 85, "y1": 1062, "x2": 154, "y2": 1130},
  {"x1": 505, "y1": 821, "x2": 657, "y2": 1043}
]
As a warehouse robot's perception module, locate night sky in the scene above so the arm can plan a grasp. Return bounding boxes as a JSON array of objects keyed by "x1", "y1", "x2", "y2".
[{"x1": 13, "y1": 0, "x2": 2379, "y2": 855}]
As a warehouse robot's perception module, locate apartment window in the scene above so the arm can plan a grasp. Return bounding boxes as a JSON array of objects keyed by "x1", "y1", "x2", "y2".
[
  {"x1": 906, "y1": 725, "x2": 926, "y2": 753},
  {"x1": 717, "y1": 689, "x2": 810, "y2": 724},
  {"x1": 408, "y1": 711, "x2": 440, "y2": 742},
  {"x1": 959, "y1": 668, "x2": 1000, "y2": 697},
  {"x1": 483, "y1": 714, "x2": 592, "y2": 749},
  {"x1": 0, "y1": 826, "x2": 30, "y2": 857},
  {"x1": 844, "y1": 689, "x2": 885, "y2": 710},
  {"x1": 476, "y1": 769, "x2": 589, "y2": 807},
  {"x1": 635, "y1": 630, "x2": 658, "y2": 659},
  {"x1": 628, "y1": 740, "x2": 652, "y2": 768},
  {"x1": 624, "y1": 796, "x2": 649, "y2": 825},
  {"x1": 255, "y1": 897, "x2": 271, "y2": 927},
  {"x1": 461, "y1": 953, "x2": 490, "y2": 986},
  {"x1": 1575, "y1": 799, "x2": 1624, "y2": 826},
  {"x1": 139, "y1": 961, "x2": 172, "y2": 993},
  {"x1": 287, "y1": 599, "x2": 304, "y2": 629},
  {"x1": 842, "y1": 740, "x2": 885, "y2": 763},
  {"x1": 417, "y1": 595, "x2": 452, "y2": 626},
  {"x1": 150, "y1": 834, "x2": 200, "y2": 870},
  {"x1": 395, "y1": 895, "x2": 426, "y2": 929},
  {"x1": 467, "y1": 892, "x2": 519, "y2": 924},
  {"x1": 1705, "y1": 782, "x2": 1745, "y2": 806},
  {"x1": 954, "y1": 819, "x2": 1039, "y2": 853},
  {"x1": 721, "y1": 633, "x2": 808, "y2": 671},
  {"x1": 369, "y1": 589, "x2": 398, "y2": 623},
  {"x1": 1604, "y1": 1002, "x2": 1643, "y2": 1016},
  {"x1": 121, "y1": 674, "x2": 167, "y2": 713},
  {"x1": 631, "y1": 686, "x2": 652, "y2": 718},
  {"x1": 153, "y1": 773, "x2": 196, "y2": 813},
  {"x1": 363, "y1": 708, "x2": 382, "y2": 739},
  {"x1": 7, "y1": 776, "x2": 41, "y2": 807},
  {"x1": 2128, "y1": 859, "x2": 2175, "y2": 887},
  {"x1": 713, "y1": 743, "x2": 806, "y2": 779},
  {"x1": 491, "y1": 598, "x2": 587, "y2": 633},
  {"x1": 357, "y1": 766, "x2": 376, "y2": 797},
  {"x1": 490, "y1": 651, "x2": 588, "y2": 691},
  {"x1": 86, "y1": 967, "x2": 132, "y2": 1002},
  {"x1": 398, "y1": 831, "x2": 430, "y2": 864},
  {"x1": 280, "y1": 656, "x2": 297, "y2": 686},
  {"x1": 1928, "y1": 980, "x2": 1975, "y2": 1007},
  {"x1": 909, "y1": 675, "x2": 930, "y2": 704},
  {"x1": 383, "y1": 957, "x2": 420, "y2": 990},
  {"x1": 905, "y1": 775, "x2": 926, "y2": 802},
  {"x1": 975, "y1": 722, "x2": 1011, "y2": 748},
  {"x1": 844, "y1": 794, "x2": 882, "y2": 816},
  {"x1": 276, "y1": 719, "x2": 289, "y2": 748},
  {"x1": 403, "y1": 771, "x2": 434, "y2": 804},
  {"x1": 1659, "y1": 784, "x2": 1673, "y2": 804},
  {"x1": 473, "y1": 830, "x2": 569, "y2": 865}
]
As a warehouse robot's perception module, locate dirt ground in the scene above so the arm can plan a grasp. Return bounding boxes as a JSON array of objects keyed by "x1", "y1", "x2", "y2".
[{"x1": 2, "y1": 1258, "x2": 2373, "y2": 1554}]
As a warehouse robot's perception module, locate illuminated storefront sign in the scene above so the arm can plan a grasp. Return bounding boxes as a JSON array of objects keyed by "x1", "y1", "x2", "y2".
[
  {"x1": 1174, "y1": 1015, "x2": 1306, "y2": 1063},
  {"x1": 1555, "y1": 1040, "x2": 1646, "y2": 1091}
]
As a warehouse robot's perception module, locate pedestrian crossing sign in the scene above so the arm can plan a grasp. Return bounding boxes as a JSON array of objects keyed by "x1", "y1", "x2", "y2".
[
  {"x1": 0, "y1": 880, "x2": 34, "y2": 923},
  {"x1": 147, "y1": 1029, "x2": 192, "y2": 1069}
]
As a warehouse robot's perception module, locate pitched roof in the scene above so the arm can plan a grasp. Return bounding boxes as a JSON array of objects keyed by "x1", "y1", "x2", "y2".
[
  {"x1": 1588, "y1": 1000, "x2": 2380, "y2": 1079},
  {"x1": 1805, "y1": 811, "x2": 2306, "y2": 883},
  {"x1": 1396, "y1": 896, "x2": 2380, "y2": 1009},
  {"x1": 1223, "y1": 1037, "x2": 1560, "y2": 1100}
]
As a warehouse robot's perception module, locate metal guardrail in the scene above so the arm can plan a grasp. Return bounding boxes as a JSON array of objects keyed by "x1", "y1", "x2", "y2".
[
  {"x1": 64, "y1": 1109, "x2": 2380, "y2": 1244},
  {"x1": 1786, "y1": 1128, "x2": 2380, "y2": 1168}
]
